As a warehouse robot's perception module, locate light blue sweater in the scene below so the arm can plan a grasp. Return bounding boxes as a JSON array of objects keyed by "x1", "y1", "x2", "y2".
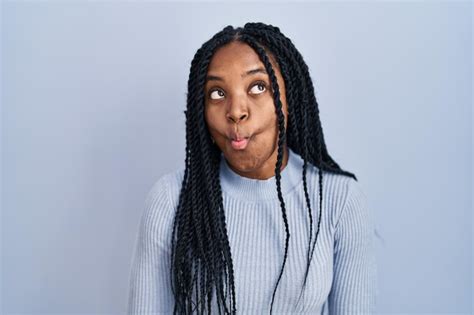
[{"x1": 128, "y1": 147, "x2": 378, "y2": 314}]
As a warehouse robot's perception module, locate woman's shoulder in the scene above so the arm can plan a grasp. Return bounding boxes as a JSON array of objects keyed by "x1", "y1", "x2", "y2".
[
  {"x1": 290, "y1": 149, "x2": 364, "y2": 204},
  {"x1": 305, "y1": 164, "x2": 368, "y2": 229},
  {"x1": 145, "y1": 167, "x2": 185, "y2": 210},
  {"x1": 137, "y1": 167, "x2": 185, "y2": 238}
]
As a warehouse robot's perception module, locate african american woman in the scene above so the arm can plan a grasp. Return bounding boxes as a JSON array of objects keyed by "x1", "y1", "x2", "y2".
[{"x1": 128, "y1": 22, "x2": 378, "y2": 315}]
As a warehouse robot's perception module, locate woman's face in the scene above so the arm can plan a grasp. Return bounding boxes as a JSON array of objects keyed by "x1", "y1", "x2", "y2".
[{"x1": 204, "y1": 41, "x2": 289, "y2": 180}]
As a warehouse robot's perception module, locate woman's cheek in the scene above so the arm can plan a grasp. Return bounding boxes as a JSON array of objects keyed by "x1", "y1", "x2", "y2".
[{"x1": 205, "y1": 108, "x2": 220, "y2": 131}]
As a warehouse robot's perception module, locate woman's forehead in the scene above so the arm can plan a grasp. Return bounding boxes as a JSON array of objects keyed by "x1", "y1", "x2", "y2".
[
  {"x1": 207, "y1": 41, "x2": 263, "y2": 72},
  {"x1": 206, "y1": 41, "x2": 281, "y2": 80}
]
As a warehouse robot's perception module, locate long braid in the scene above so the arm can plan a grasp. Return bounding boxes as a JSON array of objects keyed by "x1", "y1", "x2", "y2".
[
  {"x1": 171, "y1": 30, "x2": 239, "y2": 314},
  {"x1": 171, "y1": 22, "x2": 358, "y2": 314},
  {"x1": 271, "y1": 53, "x2": 315, "y2": 310},
  {"x1": 195, "y1": 35, "x2": 238, "y2": 314},
  {"x1": 238, "y1": 33, "x2": 290, "y2": 315},
  {"x1": 195, "y1": 44, "x2": 229, "y2": 314},
  {"x1": 241, "y1": 24, "x2": 359, "y2": 311},
  {"x1": 241, "y1": 24, "x2": 320, "y2": 311},
  {"x1": 171, "y1": 41, "x2": 208, "y2": 313}
]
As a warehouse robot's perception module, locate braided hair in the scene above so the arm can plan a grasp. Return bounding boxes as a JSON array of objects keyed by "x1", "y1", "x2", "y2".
[{"x1": 170, "y1": 22, "x2": 357, "y2": 315}]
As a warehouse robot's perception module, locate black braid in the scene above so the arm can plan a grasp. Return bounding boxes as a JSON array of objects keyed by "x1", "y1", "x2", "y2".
[
  {"x1": 241, "y1": 26, "x2": 317, "y2": 310},
  {"x1": 170, "y1": 22, "x2": 357, "y2": 314},
  {"x1": 238, "y1": 33, "x2": 290, "y2": 315},
  {"x1": 241, "y1": 23, "x2": 358, "y2": 312}
]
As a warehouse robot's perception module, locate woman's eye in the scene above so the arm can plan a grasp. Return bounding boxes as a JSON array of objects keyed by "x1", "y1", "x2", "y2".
[
  {"x1": 250, "y1": 82, "x2": 267, "y2": 95},
  {"x1": 208, "y1": 83, "x2": 266, "y2": 100},
  {"x1": 209, "y1": 89, "x2": 225, "y2": 100}
]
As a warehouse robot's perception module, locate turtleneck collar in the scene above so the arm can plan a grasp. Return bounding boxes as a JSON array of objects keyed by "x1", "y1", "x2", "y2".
[{"x1": 219, "y1": 147, "x2": 305, "y2": 201}]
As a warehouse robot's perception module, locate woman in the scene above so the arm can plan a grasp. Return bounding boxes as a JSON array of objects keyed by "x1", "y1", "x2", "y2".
[{"x1": 128, "y1": 22, "x2": 377, "y2": 314}]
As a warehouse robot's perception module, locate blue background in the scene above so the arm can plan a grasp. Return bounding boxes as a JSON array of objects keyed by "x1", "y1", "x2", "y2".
[{"x1": 2, "y1": 1, "x2": 472, "y2": 314}]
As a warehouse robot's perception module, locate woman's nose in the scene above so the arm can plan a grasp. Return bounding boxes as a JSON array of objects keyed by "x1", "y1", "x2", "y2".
[
  {"x1": 227, "y1": 112, "x2": 248, "y2": 123},
  {"x1": 226, "y1": 94, "x2": 249, "y2": 123}
]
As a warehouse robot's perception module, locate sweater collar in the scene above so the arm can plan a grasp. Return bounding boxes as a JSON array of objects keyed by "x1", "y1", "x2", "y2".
[{"x1": 219, "y1": 147, "x2": 305, "y2": 201}]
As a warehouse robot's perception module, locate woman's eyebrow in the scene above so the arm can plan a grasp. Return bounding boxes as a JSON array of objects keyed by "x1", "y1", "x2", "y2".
[{"x1": 206, "y1": 67, "x2": 267, "y2": 82}]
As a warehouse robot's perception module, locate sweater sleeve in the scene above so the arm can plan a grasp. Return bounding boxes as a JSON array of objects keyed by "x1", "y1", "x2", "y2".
[
  {"x1": 127, "y1": 175, "x2": 175, "y2": 314},
  {"x1": 327, "y1": 177, "x2": 378, "y2": 314}
]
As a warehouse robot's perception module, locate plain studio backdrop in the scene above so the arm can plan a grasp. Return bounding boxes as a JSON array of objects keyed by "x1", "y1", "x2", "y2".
[{"x1": 1, "y1": 1, "x2": 471, "y2": 314}]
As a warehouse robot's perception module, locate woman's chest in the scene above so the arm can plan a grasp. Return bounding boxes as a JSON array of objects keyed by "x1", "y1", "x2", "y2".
[{"x1": 222, "y1": 198, "x2": 335, "y2": 313}]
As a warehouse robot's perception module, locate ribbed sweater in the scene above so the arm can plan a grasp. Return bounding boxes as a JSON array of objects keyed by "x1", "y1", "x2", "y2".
[{"x1": 127, "y1": 147, "x2": 378, "y2": 314}]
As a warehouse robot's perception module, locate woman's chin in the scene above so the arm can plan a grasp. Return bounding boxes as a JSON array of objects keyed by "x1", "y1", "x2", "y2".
[{"x1": 223, "y1": 153, "x2": 252, "y2": 170}]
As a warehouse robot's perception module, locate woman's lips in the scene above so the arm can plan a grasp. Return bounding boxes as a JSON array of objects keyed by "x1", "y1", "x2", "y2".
[{"x1": 230, "y1": 137, "x2": 250, "y2": 150}]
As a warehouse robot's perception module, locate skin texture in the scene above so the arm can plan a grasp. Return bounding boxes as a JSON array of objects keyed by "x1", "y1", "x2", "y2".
[{"x1": 204, "y1": 41, "x2": 289, "y2": 180}]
